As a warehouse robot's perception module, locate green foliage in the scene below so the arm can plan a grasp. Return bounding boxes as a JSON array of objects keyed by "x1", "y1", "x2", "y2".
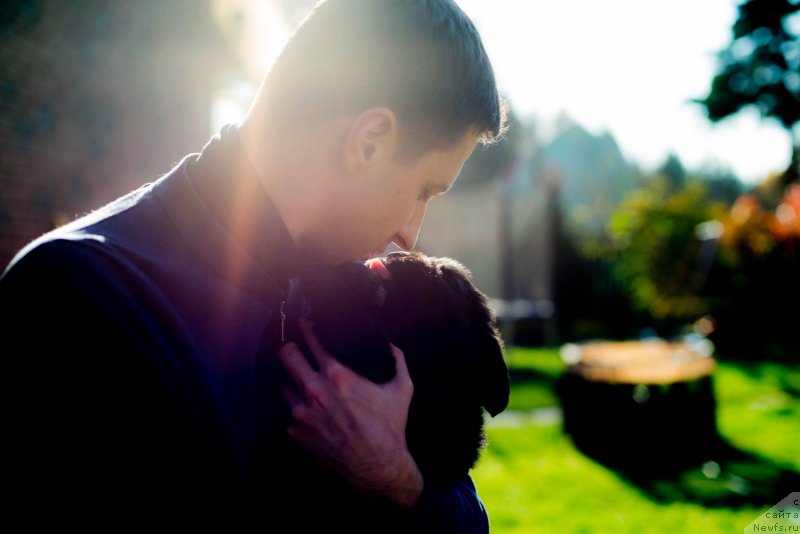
[
  {"x1": 549, "y1": 148, "x2": 794, "y2": 358},
  {"x1": 695, "y1": 0, "x2": 800, "y2": 187},
  {"x1": 552, "y1": 192, "x2": 649, "y2": 343},
  {"x1": 550, "y1": 151, "x2": 748, "y2": 343},
  {"x1": 701, "y1": 168, "x2": 746, "y2": 206},
  {"x1": 593, "y1": 177, "x2": 726, "y2": 326},
  {"x1": 657, "y1": 152, "x2": 687, "y2": 190},
  {"x1": 695, "y1": 0, "x2": 799, "y2": 132},
  {"x1": 702, "y1": 185, "x2": 800, "y2": 359},
  {"x1": 563, "y1": 159, "x2": 797, "y2": 356}
]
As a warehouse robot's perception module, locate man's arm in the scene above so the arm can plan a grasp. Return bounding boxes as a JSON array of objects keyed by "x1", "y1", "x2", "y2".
[{"x1": 278, "y1": 319, "x2": 490, "y2": 533}]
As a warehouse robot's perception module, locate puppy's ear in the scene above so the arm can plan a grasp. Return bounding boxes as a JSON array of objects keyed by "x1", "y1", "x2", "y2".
[
  {"x1": 473, "y1": 323, "x2": 510, "y2": 417},
  {"x1": 439, "y1": 261, "x2": 510, "y2": 417}
]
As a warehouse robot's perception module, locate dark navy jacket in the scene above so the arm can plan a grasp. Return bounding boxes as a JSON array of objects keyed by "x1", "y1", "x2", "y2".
[{"x1": 0, "y1": 124, "x2": 490, "y2": 531}]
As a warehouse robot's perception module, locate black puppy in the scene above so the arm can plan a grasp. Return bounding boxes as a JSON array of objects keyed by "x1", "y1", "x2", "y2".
[
  {"x1": 261, "y1": 250, "x2": 510, "y2": 528},
  {"x1": 286, "y1": 250, "x2": 509, "y2": 478}
]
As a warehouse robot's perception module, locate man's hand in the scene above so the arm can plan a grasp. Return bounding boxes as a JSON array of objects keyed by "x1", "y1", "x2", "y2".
[{"x1": 278, "y1": 319, "x2": 424, "y2": 508}]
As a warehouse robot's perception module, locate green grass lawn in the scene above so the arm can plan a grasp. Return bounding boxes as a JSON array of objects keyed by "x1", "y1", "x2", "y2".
[{"x1": 472, "y1": 347, "x2": 800, "y2": 533}]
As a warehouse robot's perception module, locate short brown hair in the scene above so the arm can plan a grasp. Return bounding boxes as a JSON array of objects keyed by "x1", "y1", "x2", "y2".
[{"x1": 259, "y1": 0, "x2": 509, "y2": 161}]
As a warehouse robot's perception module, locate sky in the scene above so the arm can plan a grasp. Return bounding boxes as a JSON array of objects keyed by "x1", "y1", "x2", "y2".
[
  {"x1": 215, "y1": 0, "x2": 796, "y2": 185},
  {"x1": 455, "y1": 0, "x2": 794, "y2": 184}
]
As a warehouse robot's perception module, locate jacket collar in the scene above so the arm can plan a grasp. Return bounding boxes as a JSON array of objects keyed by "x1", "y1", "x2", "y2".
[{"x1": 151, "y1": 123, "x2": 300, "y2": 300}]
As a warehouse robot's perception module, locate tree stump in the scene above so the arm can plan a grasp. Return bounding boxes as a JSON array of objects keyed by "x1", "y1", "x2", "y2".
[{"x1": 555, "y1": 339, "x2": 720, "y2": 477}]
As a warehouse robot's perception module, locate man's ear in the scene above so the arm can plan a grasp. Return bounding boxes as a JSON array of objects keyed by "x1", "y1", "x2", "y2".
[{"x1": 343, "y1": 107, "x2": 399, "y2": 175}]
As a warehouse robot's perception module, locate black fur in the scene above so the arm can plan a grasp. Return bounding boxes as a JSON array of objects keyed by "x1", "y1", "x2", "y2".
[{"x1": 287, "y1": 250, "x2": 510, "y2": 483}]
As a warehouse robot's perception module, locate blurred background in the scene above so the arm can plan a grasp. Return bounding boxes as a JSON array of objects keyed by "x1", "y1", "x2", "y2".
[{"x1": 1, "y1": 0, "x2": 797, "y2": 532}]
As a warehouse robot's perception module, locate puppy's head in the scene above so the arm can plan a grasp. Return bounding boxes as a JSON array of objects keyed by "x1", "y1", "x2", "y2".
[
  {"x1": 379, "y1": 251, "x2": 510, "y2": 418},
  {"x1": 378, "y1": 251, "x2": 510, "y2": 481}
]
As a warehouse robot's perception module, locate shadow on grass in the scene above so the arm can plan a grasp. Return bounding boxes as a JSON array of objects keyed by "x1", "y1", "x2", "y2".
[
  {"x1": 590, "y1": 434, "x2": 800, "y2": 509},
  {"x1": 777, "y1": 372, "x2": 799, "y2": 398},
  {"x1": 506, "y1": 348, "x2": 799, "y2": 509},
  {"x1": 551, "y1": 370, "x2": 799, "y2": 510}
]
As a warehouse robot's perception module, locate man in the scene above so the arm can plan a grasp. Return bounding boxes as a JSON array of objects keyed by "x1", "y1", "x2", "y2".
[{"x1": 1, "y1": 0, "x2": 507, "y2": 530}]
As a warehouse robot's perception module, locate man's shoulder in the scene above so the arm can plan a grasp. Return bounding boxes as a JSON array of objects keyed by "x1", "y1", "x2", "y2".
[
  {"x1": 0, "y1": 215, "x2": 193, "y2": 359},
  {"x1": 2, "y1": 162, "x2": 183, "y2": 281},
  {"x1": 2, "y1": 208, "x2": 139, "y2": 284},
  {"x1": 0, "y1": 233, "x2": 132, "y2": 302}
]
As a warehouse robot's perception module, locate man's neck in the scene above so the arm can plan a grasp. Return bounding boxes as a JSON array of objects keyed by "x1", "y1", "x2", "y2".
[
  {"x1": 186, "y1": 123, "x2": 301, "y2": 288},
  {"x1": 237, "y1": 116, "x2": 346, "y2": 266}
]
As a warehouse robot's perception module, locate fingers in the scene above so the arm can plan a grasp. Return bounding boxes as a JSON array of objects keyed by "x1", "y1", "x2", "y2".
[
  {"x1": 389, "y1": 343, "x2": 409, "y2": 377},
  {"x1": 281, "y1": 383, "x2": 318, "y2": 448},
  {"x1": 278, "y1": 341, "x2": 318, "y2": 389},
  {"x1": 282, "y1": 383, "x2": 302, "y2": 411}
]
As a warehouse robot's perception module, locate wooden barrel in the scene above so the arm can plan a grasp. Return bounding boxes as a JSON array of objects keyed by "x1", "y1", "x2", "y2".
[{"x1": 555, "y1": 338, "x2": 720, "y2": 477}]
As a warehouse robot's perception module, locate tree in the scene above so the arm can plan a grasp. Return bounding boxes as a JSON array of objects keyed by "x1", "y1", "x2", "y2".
[
  {"x1": 599, "y1": 178, "x2": 728, "y2": 334},
  {"x1": 695, "y1": 0, "x2": 799, "y2": 188},
  {"x1": 657, "y1": 152, "x2": 687, "y2": 191},
  {"x1": 703, "y1": 185, "x2": 800, "y2": 359}
]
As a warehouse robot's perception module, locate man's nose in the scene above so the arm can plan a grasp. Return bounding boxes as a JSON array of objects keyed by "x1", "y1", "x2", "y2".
[{"x1": 394, "y1": 200, "x2": 428, "y2": 250}]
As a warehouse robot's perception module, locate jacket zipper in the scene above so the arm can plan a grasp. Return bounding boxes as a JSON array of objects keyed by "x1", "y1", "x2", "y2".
[{"x1": 280, "y1": 299, "x2": 286, "y2": 342}]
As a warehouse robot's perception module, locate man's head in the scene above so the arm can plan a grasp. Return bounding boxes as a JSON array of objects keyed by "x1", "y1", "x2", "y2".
[
  {"x1": 257, "y1": 0, "x2": 507, "y2": 158},
  {"x1": 241, "y1": 0, "x2": 508, "y2": 264}
]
